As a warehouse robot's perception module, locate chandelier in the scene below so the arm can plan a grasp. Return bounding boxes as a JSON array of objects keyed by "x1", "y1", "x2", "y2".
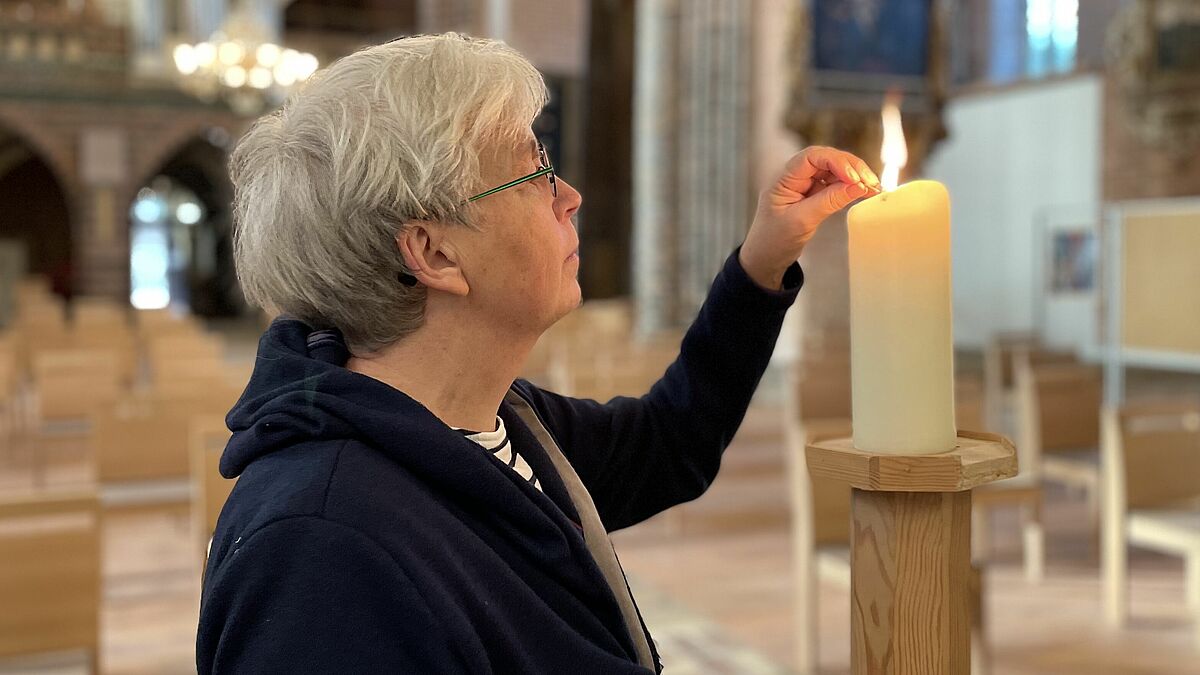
[{"x1": 171, "y1": 8, "x2": 318, "y2": 115}]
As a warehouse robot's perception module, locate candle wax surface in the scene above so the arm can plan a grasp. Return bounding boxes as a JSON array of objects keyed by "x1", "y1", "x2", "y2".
[{"x1": 847, "y1": 179, "x2": 958, "y2": 455}]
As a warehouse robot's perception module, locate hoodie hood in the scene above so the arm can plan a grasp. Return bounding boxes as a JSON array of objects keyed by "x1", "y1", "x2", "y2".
[{"x1": 222, "y1": 319, "x2": 549, "y2": 511}]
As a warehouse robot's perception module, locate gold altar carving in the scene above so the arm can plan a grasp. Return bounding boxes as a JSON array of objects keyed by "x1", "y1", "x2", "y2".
[
  {"x1": 1107, "y1": 0, "x2": 1200, "y2": 151},
  {"x1": 784, "y1": 0, "x2": 950, "y2": 174}
]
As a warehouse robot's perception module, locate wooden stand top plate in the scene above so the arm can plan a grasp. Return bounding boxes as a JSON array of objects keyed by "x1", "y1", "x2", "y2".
[{"x1": 806, "y1": 430, "x2": 1018, "y2": 492}]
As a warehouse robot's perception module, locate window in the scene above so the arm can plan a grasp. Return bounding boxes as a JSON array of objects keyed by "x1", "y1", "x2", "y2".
[{"x1": 1026, "y1": 0, "x2": 1078, "y2": 78}]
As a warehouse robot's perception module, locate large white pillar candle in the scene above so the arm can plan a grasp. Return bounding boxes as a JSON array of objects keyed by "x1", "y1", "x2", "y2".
[{"x1": 847, "y1": 179, "x2": 957, "y2": 454}]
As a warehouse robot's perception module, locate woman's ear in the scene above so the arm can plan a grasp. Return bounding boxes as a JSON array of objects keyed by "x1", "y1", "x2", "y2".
[{"x1": 396, "y1": 223, "x2": 470, "y2": 296}]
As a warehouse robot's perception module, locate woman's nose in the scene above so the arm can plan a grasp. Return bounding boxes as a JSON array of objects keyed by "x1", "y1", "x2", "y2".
[{"x1": 555, "y1": 177, "x2": 582, "y2": 222}]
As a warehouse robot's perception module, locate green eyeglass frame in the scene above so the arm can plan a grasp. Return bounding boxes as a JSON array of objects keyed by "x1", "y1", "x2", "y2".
[{"x1": 467, "y1": 141, "x2": 557, "y2": 202}]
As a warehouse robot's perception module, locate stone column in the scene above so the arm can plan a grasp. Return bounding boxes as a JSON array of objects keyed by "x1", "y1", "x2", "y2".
[
  {"x1": 250, "y1": 0, "x2": 284, "y2": 43},
  {"x1": 483, "y1": 0, "x2": 511, "y2": 41},
  {"x1": 632, "y1": 0, "x2": 755, "y2": 334},
  {"x1": 129, "y1": 0, "x2": 167, "y2": 76},
  {"x1": 632, "y1": 0, "x2": 680, "y2": 334},
  {"x1": 677, "y1": 0, "x2": 754, "y2": 317},
  {"x1": 184, "y1": 0, "x2": 228, "y2": 42},
  {"x1": 417, "y1": 0, "x2": 477, "y2": 34},
  {"x1": 76, "y1": 128, "x2": 131, "y2": 300}
]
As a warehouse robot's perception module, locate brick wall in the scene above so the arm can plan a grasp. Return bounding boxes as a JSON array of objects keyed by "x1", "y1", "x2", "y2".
[{"x1": 1103, "y1": 76, "x2": 1200, "y2": 201}]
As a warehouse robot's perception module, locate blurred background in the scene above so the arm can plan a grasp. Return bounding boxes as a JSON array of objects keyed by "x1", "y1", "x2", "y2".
[{"x1": 1, "y1": 0, "x2": 1199, "y2": 673}]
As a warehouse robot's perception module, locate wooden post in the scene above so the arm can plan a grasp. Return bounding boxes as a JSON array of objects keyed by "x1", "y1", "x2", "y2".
[{"x1": 807, "y1": 431, "x2": 1017, "y2": 675}]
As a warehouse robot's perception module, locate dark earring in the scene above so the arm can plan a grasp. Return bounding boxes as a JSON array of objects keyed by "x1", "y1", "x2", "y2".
[{"x1": 398, "y1": 272, "x2": 418, "y2": 286}]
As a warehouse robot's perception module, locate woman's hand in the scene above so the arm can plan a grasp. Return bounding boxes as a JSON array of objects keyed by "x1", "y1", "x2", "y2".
[{"x1": 739, "y1": 146, "x2": 881, "y2": 290}]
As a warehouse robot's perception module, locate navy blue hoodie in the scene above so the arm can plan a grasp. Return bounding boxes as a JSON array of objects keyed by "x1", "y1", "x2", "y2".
[{"x1": 197, "y1": 250, "x2": 802, "y2": 673}]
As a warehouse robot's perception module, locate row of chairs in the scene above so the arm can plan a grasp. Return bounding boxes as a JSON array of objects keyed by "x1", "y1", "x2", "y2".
[
  {"x1": 5, "y1": 282, "x2": 202, "y2": 377},
  {"x1": 4, "y1": 301, "x2": 241, "y2": 426},
  {"x1": 0, "y1": 412, "x2": 234, "y2": 672},
  {"x1": 1102, "y1": 400, "x2": 1200, "y2": 644},
  {"x1": 524, "y1": 299, "x2": 683, "y2": 403},
  {"x1": 0, "y1": 490, "x2": 100, "y2": 674},
  {"x1": 0, "y1": 278, "x2": 241, "y2": 670}
]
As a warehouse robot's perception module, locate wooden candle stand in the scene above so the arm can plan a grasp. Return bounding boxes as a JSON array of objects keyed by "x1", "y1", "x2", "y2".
[{"x1": 806, "y1": 431, "x2": 1017, "y2": 674}]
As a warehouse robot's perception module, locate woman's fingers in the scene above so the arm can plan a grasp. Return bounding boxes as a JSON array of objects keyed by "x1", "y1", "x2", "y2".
[
  {"x1": 805, "y1": 147, "x2": 867, "y2": 184},
  {"x1": 851, "y1": 159, "x2": 882, "y2": 190},
  {"x1": 808, "y1": 180, "x2": 871, "y2": 217},
  {"x1": 776, "y1": 146, "x2": 876, "y2": 197}
]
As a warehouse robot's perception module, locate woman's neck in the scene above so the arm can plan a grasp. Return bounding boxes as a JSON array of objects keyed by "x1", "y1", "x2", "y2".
[{"x1": 345, "y1": 311, "x2": 537, "y2": 432}]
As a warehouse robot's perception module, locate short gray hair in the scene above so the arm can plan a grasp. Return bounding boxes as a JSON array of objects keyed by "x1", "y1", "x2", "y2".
[{"x1": 231, "y1": 33, "x2": 548, "y2": 351}]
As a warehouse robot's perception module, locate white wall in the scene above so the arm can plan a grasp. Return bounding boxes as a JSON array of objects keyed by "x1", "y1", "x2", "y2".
[{"x1": 925, "y1": 74, "x2": 1103, "y2": 352}]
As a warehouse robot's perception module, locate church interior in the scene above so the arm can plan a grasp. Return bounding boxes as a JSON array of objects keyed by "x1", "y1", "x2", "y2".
[{"x1": 2, "y1": 0, "x2": 1200, "y2": 673}]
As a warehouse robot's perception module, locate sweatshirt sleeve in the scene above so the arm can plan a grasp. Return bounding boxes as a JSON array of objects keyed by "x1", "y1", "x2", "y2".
[
  {"x1": 197, "y1": 516, "x2": 468, "y2": 674},
  {"x1": 518, "y1": 247, "x2": 802, "y2": 531}
]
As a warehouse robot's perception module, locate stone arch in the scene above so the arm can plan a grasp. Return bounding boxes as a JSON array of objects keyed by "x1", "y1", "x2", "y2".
[
  {"x1": 129, "y1": 131, "x2": 240, "y2": 316},
  {"x1": 129, "y1": 118, "x2": 241, "y2": 205},
  {"x1": 0, "y1": 103, "x2": 76, "y2": 193},
  {"x1": 0, "y1": 123, "x2": 74, "y2": 291}
]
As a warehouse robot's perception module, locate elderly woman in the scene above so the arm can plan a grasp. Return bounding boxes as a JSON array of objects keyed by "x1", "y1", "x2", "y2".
[{"x1": 197, "y1": 33, "x2": 879, "y2": 674}]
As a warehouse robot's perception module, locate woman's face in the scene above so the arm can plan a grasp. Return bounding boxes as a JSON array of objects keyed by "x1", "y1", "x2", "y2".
[{"x1": 455, "y1": 131, "x2": 583, "y2": 335}]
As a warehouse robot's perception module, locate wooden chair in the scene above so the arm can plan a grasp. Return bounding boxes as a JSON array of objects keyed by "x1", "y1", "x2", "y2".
[
  {"x1": 134, "y1": 308, "x2": 204, "y2": 344},
  {"x1": 956, "y1": 376, "x2": 986, "y2": 432},
  {"x1": 566, "y1": 336, "x2": 680, "y2": 403},
  {"x1": 972, "y1": 481, "x2": 1045, "y2": 583},
  {"x1": 72, "y1": 323, "x2": 138, "y2": 387},
  {"x1": 0, "y1": 335, "x2": 17, "y2": 439},
  {"x1": 784, "y1": 406, "x2": 849, "y2": 674},
  {"x1": 134, "y1": 307, "x2": 185, "y2": 327},
  {"x1": 13, "y1": 297, "x2": 66, "y2": 330},
  {"x1": 1014, "y1": 358, "x2": 1103, "y2": 524},
  {"x1": 31, "y1": 349, "x2": 122, "y2": 430},
  {"x1": 145, "y1": 381, "x2": 243, "y2": 422},
  {"x1": 0, "y1": 490, "x2": 101, "y2": 673},
  {"x1": 982, "y1": 334, "x2": 1076, "y2": 436},
  {"x1": 1101, "y1": 400, "x2": 1200, "y2": 643},
  {"x1": 189, "y1": 413, "x2": 234, "y2": 559},
  {"x1": 191, "y1": 414, "x2": 234, "y2": 566},
  {"x1": 223, "y1": 362, "x2": 254, "y2": 391},
  {"x1": 13, "y1": 302, "x2": 69, "y2": 339},
  {"x1": 92, "y1": 401, "x2": 193, "y2": 510},
  {"x1": 540, "y1": 299, "x2": 678, "y2": 402},
  {"x1": 11, "y1": 304, "x2": 71, "y2": 386},
  {"x1": 557, "y1": 298, "x2": 632, "y2": 340},
  {"x1": 145, "y1": 334, "x2": 225, "y2": 388},
  {"x1": 71, "y1": 297, "x2": 128, "y2": 330},
  {"x1": 152, "y1": 357, "x2": 229, "y2": 385},
  {"x1": 538, "y1": 300, "x2": 637, "y2": 398},
  {"x1": 963, "y1": 372, "x2": 1047, "y2": 582},
  {"x1": 982, "y1": 332, "x2": 1038, "y2": 433},
  {"x1": 785, "y1": 345, "x2": 853, "y2": 552},
  {"x1": 13, "y1": 276, "x2": 53, "y2": 305},
  {"x1": 794, "y1": 358, "x2": 852, "y2": 422}
]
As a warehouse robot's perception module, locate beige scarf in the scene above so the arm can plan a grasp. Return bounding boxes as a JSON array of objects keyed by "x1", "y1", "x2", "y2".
[{"x1": 506, "y1": 392, "x2": 655, "y2": 671}]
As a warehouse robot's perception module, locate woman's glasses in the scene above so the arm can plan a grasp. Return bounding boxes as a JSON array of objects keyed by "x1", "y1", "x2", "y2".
[{"x1": 467, "y1": 141, "x2": 557, "y2": 202}]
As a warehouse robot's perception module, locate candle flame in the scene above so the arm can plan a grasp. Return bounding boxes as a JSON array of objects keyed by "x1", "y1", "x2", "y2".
[{"x1": 880, "y1": 92, "x2": 907, "y2": 192}]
